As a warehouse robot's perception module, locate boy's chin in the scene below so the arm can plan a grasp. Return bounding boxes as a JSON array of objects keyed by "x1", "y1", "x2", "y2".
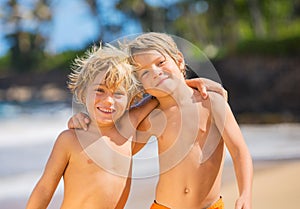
[
  {"x1": 93, "y1": 116, "x2": 114, "y2": 125},
  {"x1": 146, "y1": 88, "x2": 173, "y2": 98},
  {"x1": 96, "y1": 120, "x2": 115, "y2": 127}
]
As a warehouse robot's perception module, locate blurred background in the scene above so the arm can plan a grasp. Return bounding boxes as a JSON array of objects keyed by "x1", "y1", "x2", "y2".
[{"x1": 0, "y1": 0, "x2": 299, "y2": 208}]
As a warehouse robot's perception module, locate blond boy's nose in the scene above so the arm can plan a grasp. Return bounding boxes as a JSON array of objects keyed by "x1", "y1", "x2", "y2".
[{"x1": 103, "y1": 95, "x2": 114, "y2": 104}]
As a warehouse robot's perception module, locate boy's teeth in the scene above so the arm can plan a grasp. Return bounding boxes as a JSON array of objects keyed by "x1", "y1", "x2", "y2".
[{"x1": 99, "y1": 107, "x2": 113, "y2": 113}]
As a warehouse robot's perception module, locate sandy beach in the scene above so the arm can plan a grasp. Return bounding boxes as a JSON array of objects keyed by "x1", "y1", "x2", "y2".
[
  {"x1": 1, "y1": 118, "x2": 299, "y2": 209},
  {"x1": 221, "y1": 159, "x2": 300, "y2": 209},
  {"x1": 1, "y1": 159, "x2": 299, "y2": 209}
]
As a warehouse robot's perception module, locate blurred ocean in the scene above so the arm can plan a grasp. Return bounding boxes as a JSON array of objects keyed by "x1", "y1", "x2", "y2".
[{"x1": 0, "y1": 102, "x2": 300, "y2": 208}]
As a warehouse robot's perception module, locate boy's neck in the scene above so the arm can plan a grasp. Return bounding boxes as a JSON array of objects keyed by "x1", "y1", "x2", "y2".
[
  {"x1": 156, "y1": 83, "x2": 195, "y2": 110},
  {"x1": 89, "y1": 120, "x2": 116, "y2": 134}
]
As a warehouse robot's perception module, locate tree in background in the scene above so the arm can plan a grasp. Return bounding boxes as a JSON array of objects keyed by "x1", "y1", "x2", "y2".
[
  {"x1": 116, "y1": 0, "x2": 300, "y2": 57},
  {"x1": 83, "y1": 0, "x2": 140, "y2": 43},
  {"x1": 1, "y1": 0, "x2": 52, "y2": 72},
  {"x1": 0, "y1": 0, "x2": 299, "y2": 72}
]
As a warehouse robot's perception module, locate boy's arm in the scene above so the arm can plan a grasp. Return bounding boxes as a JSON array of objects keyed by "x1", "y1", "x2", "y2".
[
  {"x1": 68, "y1": 112, "x2": 90, "y2": 131},
  {"x1": 132, "y1": 108, "x2": 166, "y2": 155},
  {"x1": 68, "y1": 78, "x2": 227, "y2": 130},
  {"x1": 132, "y1": 118, "x2": 151, "y2": 155},
  {"x1": 67, "y1": 96, "x2": 158, "y2": 131},
  {"x1": 128, "y1": 95, "x2": 159, "y2": 128},
  {"x1": 118, "y1": 95, "x2": 159, "y2": 154},
  {"x1": 26, "y1": 130, "x2": 72, "y2": 209},
  {"x1": 209, "y1": 93, "x2": 253, "y2": 209},
  {"x1": 186, "y1": 78, "x2": 228, "y2": 101}
]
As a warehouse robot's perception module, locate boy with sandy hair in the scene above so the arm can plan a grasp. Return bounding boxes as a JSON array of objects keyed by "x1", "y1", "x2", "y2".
[
  {"x1": 126, "y1": 32, "x2": 253, "y2": 209},
  {"x1": 26, "y1": 44, "x2": 159, "y2": 209}
]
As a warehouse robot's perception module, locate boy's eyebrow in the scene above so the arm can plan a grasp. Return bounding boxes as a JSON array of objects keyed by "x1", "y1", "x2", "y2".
[
  {"x1": 135, "y1": 56, "x2": 163, "y2": 71},
  {"x1": 92, "y1": 83, "x2": 126, "y2": 92}
]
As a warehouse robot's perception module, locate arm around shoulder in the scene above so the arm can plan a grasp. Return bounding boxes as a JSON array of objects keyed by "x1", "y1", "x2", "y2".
[{"x1": 129, "y1": 95, "x2": 159, "y2": 128}]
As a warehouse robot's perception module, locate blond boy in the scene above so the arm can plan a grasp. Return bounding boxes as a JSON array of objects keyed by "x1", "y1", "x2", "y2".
[
  {"x1": 125, "y1": 32, "x2": 253, "y2": 209},
  {"x1": 26, "y1": 44, "x2": 159, "y2": 209}
]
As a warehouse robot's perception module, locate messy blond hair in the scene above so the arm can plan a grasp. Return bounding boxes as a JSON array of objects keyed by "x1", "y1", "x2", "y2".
[
  {"x1": 124, "y1": 33, "x2": 186, "y2": 87},
  {"x1": 68, "y1": 43, "x2": 139, "y2": 105}
]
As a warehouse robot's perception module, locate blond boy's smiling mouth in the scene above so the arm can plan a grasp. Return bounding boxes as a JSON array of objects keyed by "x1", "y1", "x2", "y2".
[{"x1": 97, "y1": 107, "x2": 115, "y2": 114}]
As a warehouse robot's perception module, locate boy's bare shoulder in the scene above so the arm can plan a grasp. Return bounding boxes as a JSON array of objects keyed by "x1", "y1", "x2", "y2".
[
  {"x1": 58, "y1": 129, "x2": 77, "y2": 138},
  {"x1": 194, "y1": 91, "x2": 227, "y2": 131},
  {"x1": 197, "y1": 91, "x2": 226, "y2": 110},
  {"x1": 207, "y1": 91, "x2": 228, "y2": 111},
  {"x1": 207, "y1": 91, "x2": 228, "y2": 129},
  {"x1": 208, "y1": 91, "x2": 226, "y2": 102},
  {"x1": 55, "y1": 129, "x2": 79, "y2": 146}
]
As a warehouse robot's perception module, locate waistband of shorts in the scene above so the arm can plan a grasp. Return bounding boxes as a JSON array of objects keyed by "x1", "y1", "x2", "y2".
[
  {"x1": 150, "y1": 200, "x2": 171, "y2": 209},
  {"x1": 206, "y1": 197, "x2": 224, "y2": 209},
  {"x1": 150, "y1": 196, "x2": 224, "y2": 209}
]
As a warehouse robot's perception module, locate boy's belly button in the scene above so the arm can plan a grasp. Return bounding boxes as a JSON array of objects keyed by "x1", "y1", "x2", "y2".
[{"x1": 184, "y1": 187, "x2": 190, "y2": 194}]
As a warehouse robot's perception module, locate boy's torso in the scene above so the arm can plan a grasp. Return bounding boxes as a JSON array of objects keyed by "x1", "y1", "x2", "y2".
[
  {"x1": 152, "y1": 94, "x2": 225, "y2": 209},
  {"x1": 61, "y1": 129, "x2": 132, "y2": 209}
]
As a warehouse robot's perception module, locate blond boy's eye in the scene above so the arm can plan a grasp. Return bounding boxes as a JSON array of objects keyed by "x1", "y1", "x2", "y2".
[
  {"x1": 114, "y1": 91, "x2": 125, "y2": 96},
  {"x1": 96, "y1": 88, "x2": 105, "y2": 93}
]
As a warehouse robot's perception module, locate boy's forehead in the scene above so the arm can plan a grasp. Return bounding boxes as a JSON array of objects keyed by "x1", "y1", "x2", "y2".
[
  {"x1": 91, "y1": 74, "x2": 126, "y2": 92},
  {"x1": 133, "y1": 50, "x2": 165, "y2": 67},
  {"x1": 133, "y1": 49, "x2": 163, "y2": 57}
]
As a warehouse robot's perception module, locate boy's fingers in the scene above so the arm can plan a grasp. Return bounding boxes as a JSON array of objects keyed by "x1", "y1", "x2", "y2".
[
  {"x1": 68, "y1": 119, "x2": 75, "y2": 129},
  {"x1": 76, "y1": 114, "x2": 88, "y2": 131},
  {"x1": 223, "y1": 89, "x2": 228, "y2": 101},
  {"x1": 196, "y1": 79, "x2": 208, "y2": 99},
  {"x1": 186, "y1": 78, "x2": 227, "y2": 100},
  {"x1": 79, "y1": 120, "x2": 88, "y2": 131},
  {"x1": 200, "y1": 86, "x2": 208, "y2": 99},
  {"x1": 73, "y1": 118, "x2": 81, "y2": 129},
  {"x1": 84, "y1": 117, "x2": 90, "y2": 124},
  {"x1": 186, "y1": 78, "x2": 208, "y2": 99},
  {"x1": 68, "y1": 118, "x2": 76, "y2": 129}
]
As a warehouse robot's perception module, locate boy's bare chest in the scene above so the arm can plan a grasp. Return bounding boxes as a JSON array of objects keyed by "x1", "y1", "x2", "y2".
[
  {"x1": 157, "y1": 108, "x2": 201, "y2": 153},
  {"x1": 72, "y1": 134, "x2": 132, "y2": 176}
]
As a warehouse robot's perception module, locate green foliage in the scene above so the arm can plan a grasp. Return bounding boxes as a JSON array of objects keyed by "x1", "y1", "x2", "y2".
[
  {"x1": 1, "y1": 0, "x2": 300, "y2": 74},
  {"x1": 1, "y1": 0, "x2": 52, "y2": 73},
  {"x1": 115, "y1": 0, "x2": 300, "y2": 55},
  {"x1": 0, "y1": 54, "x2": 10, "y2": 73},
  {"x1": 236, "y1": 35, "x2": 300, "y2": 56},
  {"x1": 0, "y1": 50, "x2": 84, "y2": 74},
  {"x1": 38, "y1": 50, "x2": 85, "y2": 73}
]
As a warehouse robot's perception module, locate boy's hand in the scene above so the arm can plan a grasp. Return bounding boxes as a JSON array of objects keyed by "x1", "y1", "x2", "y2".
[
  {"x1": 67, "y1": 112, "x2": 90, "y2": 131},
  {"x1": 185, "y1": 78, "x2": 228, "y2": 101},
  {"x1": 235, "y1": 194, "x2": 252, "y2": 209}
]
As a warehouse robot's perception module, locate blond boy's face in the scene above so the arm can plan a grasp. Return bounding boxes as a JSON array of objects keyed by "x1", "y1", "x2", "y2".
[
  {"x1": 85, "y1": 72, "x2": 128, "y2": 126},
  {"x1": 134, "y1": 50, "x2": 185, "y2": 98}
]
